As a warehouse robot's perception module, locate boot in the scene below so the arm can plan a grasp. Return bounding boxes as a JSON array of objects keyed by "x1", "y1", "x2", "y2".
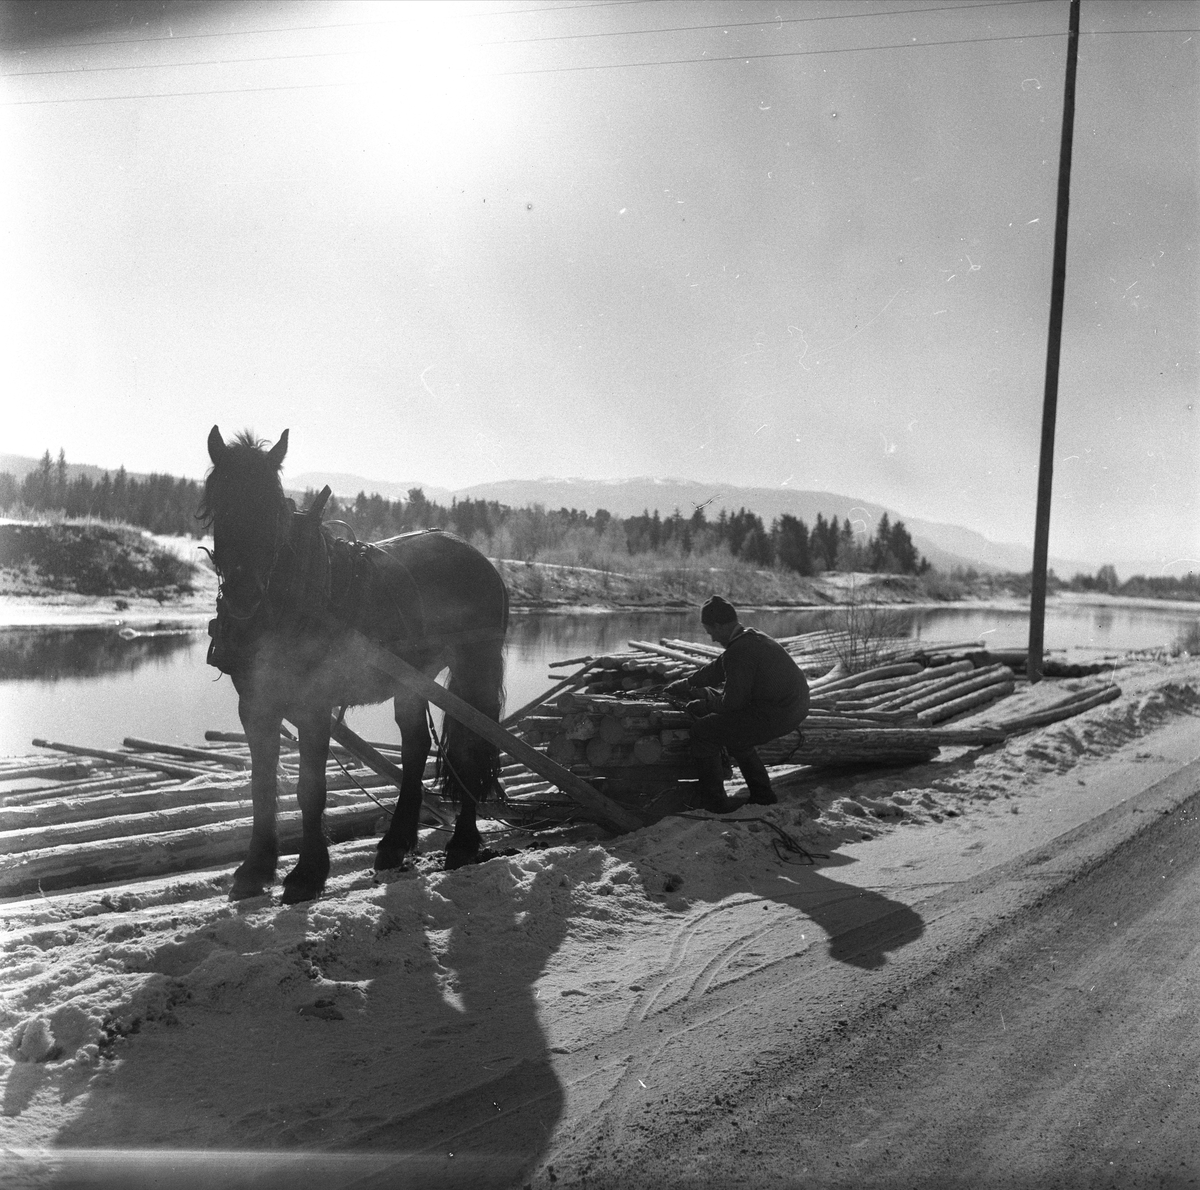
[
  {"x1": 735, "y1": 750, "x2": 777, "y2": 806},
  {"x1": 693, "y1": 755, "x2": 736, "y2": 813}
]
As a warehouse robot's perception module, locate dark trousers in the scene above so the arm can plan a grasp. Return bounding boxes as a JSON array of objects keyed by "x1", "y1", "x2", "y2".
[{"x1": 689, "y1": 701, "x2": 806, "y2": 802}]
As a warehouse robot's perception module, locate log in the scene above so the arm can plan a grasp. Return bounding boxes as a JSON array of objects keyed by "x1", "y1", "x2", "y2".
[
  {"x1": 825, "y1": 660, "x2": 976, "y2": 706},
  {"x1": 915, "y1": 680, "x2": 1015, "y2": 725},
  {"x1": 122, "y1": 737, "x2": 252, "y2": 771},
  {"x1": 626, "y1": 640, "x2": 708, "y2": 667},
  {"x1": 0, "y1": 784, "x2": 238, "y2": 833},
  {"x1": 547, "y1": 735, "x2": 585, "y2": 766},
  {"x1": 633, "y1": 736, "x2": 664, "y2": 765},
  {"x1": 0, "y1": 774, "x2": 174, "y2": 807},
  {"x1": 660, "y1": 637, "x2": 723, "y2": 657},
  {"x1": 562, "y1": 714, "x2": 600, "y2": 741},
  {"x1": 922, "y1": 725, "x2": 1007, "y2": 746},
  {"x1": 1, "y1": 800, "x2": 267, "y2": 855},
  {"x1": 993, "y1": 683, "x2": 1120, "y2": 734},
  {"x1": 205, "y1": 730, "x2": 404, "y2": 760},
  {"x1": 32, "y1": 740, "x2": 220, "y2": 780},
  {"x1": 0, "y1": 801, "x2": 389, "y2": 898},
  {"x1": 513, "y1": 715, "x2": 566, "y2": 733},
  {"x1": 808, "y1": 662, "x2": 924, "y2": 695},
  {"x1": 756, "y1": 727, "x2": 941, "y2": 767},
  {"x1": 585, "y1": 737, "x2": 619, "y2": 767},
  {"x1": 0, "y1": 762, "x2": 96, "y2": 784},
  {"x1": 878, "y1": 664, "x2": 1012, "y2": 713}
]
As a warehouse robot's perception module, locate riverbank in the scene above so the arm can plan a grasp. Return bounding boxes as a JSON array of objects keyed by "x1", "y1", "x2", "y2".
[{"x1": 1, "y1": 519, "x2": 1196, "y2": 642}]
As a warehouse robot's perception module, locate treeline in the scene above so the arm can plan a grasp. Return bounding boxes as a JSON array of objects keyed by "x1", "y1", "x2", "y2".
[
  {"x1": 316, "y1": 490, "x2": 929, "y2": 577},
  {"x1": 0, "y1": 450, "x2": 928, "y2": 576},
  {"x1": 0, "y1": 451, "x2": 203, "y2": 536},
  {"x1": 1065, "y1": 564, "x2": 1200, "y2": 602}
]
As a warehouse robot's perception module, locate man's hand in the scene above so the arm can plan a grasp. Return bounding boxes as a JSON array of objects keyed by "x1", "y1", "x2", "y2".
[
  {"x1": 685, "y1": 699, "x2": 710, "y2": 718},
  {"x1": 663, "y1": 678, "x2": 692, "y2": 700}
]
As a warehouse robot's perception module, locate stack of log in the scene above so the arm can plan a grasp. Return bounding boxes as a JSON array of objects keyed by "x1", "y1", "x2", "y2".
[
  {"x1": 0, "y1": 724, "x2": 601, "y2": 898},
  {"x1": 516, "y1": 640, "x2": 1021, "y2": 793},
  {"x1": 527, "y1": 633, "x2": 1121, "y2": 782}
]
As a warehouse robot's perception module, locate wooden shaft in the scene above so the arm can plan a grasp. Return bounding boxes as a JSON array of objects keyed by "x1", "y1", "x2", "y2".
[
  {"x1": 360, "y1": 636, "x2": 643, "y2": 834},
  {"x1": 327, "y1": 719, "x2": 455, "y2": 828}
]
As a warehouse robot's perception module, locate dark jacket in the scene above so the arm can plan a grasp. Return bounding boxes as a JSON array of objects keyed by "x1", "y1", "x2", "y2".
[{"x1": 687, "y1": 626, "x2": 808, "y2": 718}]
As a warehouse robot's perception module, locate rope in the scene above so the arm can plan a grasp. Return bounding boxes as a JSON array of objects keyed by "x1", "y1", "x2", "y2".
[
  {"x1": 426, "y1": 706, "x2": 484, "y2": 810},
  {"x1": 677, "y1": 811, "x2": 827, "y2": 866}
]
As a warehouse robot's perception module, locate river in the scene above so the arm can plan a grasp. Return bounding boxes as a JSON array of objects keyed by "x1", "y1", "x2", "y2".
[{"x1": 1, "y1": 601, "x2": 1195, "y2": 757}]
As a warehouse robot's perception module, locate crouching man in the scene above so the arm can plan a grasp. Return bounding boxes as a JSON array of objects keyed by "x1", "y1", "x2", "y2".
[{"x1": 664, "y1": 596, "x2": 809, "y2": 812}]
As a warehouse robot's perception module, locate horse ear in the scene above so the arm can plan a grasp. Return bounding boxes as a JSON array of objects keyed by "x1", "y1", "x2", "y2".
[
  {"x1": 268, "y1": 429, "x2": 289, "y2": 468},
  {"x1": 208, "y1": 425, "x2": 226, "y2": 464},
  {"x1": 309, "y1": 485, "x2": 332, "y2": 520}
]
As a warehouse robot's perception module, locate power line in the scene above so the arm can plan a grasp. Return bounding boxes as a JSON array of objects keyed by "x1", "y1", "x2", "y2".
[
  {"x1": 481, "y1": 1, "x2": 1054, "y2": 47},
  {"x1": 1, "y1": 0, "x2": 1047, "y2": 79},
  {"x1": 1, "y1": 26, "x2": 1193, "y2": 105},
  {"x1": 1, "y1": 1, "x2": 1040, "y2": 80},
  {"x1": 4, "y1": 48, "x2": 366, "y2": 80},
  {"x1": 1, "y1": 0, "x2": 650, "y2": 54},
  {"x1": 493, "y1": 27, "x2": 1198, "y2": 78}
]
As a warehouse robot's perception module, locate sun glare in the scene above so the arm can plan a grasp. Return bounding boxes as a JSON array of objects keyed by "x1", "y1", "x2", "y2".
[{"x1": 353, "y1": 1, "x2": 501, "y2": 168}]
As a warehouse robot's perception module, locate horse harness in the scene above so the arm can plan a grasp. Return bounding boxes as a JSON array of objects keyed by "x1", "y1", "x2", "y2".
[{"x1": 207, "y1": 490, "x2": 435, "y2": 677}]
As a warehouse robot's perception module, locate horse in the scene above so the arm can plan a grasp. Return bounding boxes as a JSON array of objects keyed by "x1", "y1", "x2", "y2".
[{"x1": 200, "y1": 426, "x2": 509, "y2": 903}]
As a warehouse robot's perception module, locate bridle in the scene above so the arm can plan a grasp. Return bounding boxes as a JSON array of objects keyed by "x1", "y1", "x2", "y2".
[{"x1": 208, "y1": 505, "x2": 290, "y2": 625}]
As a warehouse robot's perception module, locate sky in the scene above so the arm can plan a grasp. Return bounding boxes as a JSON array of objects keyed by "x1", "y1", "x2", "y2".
[{"x1": 1, "y1": 0, "x2": 1196, "y2": 575}]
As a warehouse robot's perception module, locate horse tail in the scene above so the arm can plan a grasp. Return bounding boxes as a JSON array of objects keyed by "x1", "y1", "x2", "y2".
[{"x1": 440, "y1": 631, "x2": 506, "y2": 805}]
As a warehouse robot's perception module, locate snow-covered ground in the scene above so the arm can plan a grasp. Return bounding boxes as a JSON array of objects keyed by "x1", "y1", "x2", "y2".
[{"x1": 1, "y1": 655, "x2": 1197, "y2": 1189}]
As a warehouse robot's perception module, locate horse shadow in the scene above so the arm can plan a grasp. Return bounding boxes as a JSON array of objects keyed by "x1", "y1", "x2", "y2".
[
  {"x1": 41, "y1": 850, "x2": 594, "y2": 1190},
  {"x1": 621, "y1": 818, "x2": 926, "y2": 974},
  {"x1": 768, "y1": 849, "x2": 926, "y2": 970}
]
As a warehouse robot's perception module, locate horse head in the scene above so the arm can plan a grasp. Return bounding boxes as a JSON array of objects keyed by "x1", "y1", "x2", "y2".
[{"x1": 201, "y1": 426, "x2": 292, "y2": 614}]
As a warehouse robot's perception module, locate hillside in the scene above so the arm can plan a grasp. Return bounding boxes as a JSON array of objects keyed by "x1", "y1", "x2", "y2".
[
  {"x1": 293, "y1": 472, "x2": 1083, "y2": 577},
  {"x1": 4, "y1": 455, "x2": 1089, "y2": 578}
]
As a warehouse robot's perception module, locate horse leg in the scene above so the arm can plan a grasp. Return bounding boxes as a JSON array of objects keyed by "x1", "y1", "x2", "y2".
[
  {"x1": 230, "y1": 699, "x2": 282, "y2": 900},
  {"x1": 374, "y1": 693, "x2": 430, "y2": 871},
  {"x1": 445, "y1": 793, "x2": 483, "y2": 871},
  {"x1": 281, "y1": 709, "x2": 332, "y2": 904},
  {"x1": 442, "y1": 643, "x2": 503, "y2": 870}
]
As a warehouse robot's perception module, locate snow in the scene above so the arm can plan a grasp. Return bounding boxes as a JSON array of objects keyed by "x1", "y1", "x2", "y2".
[{"x1": 0, "y1": 657, "x2": 1198, "y2": 1187}]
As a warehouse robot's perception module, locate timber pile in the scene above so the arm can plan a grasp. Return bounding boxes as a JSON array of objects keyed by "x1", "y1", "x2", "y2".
[
  {"x1": 526, "y1": 633, "x2": 1123, "y2": 779},
  {"x1": 0, "y1": 729, "x2": 593, "y2": 899}
]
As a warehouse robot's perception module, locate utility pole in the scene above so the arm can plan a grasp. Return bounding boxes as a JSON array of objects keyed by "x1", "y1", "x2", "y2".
[{"x1": 1028, "y1": 0, "x2": 1081, "y2": 684}]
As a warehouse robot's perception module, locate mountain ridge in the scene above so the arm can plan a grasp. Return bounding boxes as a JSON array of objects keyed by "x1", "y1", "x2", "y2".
[{"x1": 292, "y1": 471, "x2": 1089, "y2": 577}]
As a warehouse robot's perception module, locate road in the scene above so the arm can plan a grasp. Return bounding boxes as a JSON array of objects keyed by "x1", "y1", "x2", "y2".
[{"x1": 537, "y1": 759, "x2": 1200, "y2": 1189}]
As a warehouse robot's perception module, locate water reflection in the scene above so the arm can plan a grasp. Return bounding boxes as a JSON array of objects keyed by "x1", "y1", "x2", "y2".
[{"x1": 0, "y1": 627, "x2": 197, "y2": 682}]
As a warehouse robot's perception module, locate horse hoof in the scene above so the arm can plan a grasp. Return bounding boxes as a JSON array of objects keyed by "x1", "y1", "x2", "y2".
[
  {"x1": 443, "y1": 846, "x2": 479, "y2": 871},
  {"x1": 281, "y1": 878, "x2": 322, "y2": 905},
  {"x1": 229, "y1": 877, "x2": 270, "y2": 901},
  {"x1": 373, "y1": 846, "x2": 409, "y2": 874}
]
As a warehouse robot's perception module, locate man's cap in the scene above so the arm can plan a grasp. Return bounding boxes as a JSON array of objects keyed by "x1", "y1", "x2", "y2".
[{"x1": 700, "y1": 595, "x2": 738, "y2": 624}]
